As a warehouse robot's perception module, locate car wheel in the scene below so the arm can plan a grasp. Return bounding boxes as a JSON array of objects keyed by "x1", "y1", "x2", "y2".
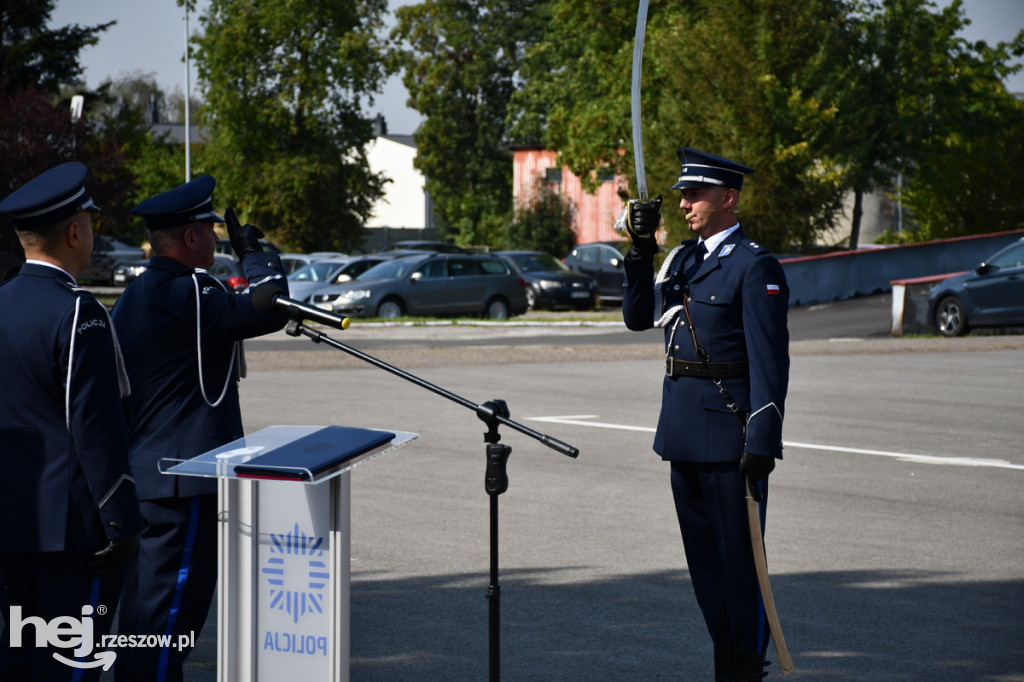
[
  {"x1": 376, "y1": 297, "x2": 405, "y2": 319},
  {"x1": 935, "y1": 295, "x2": 969, "y2": 337},
  {"x1": 485, "y1": 297, "x2": 510, "y2": 320},
  {"x1": 525, "y1": 286, "x2": 538, "y2": 311}
]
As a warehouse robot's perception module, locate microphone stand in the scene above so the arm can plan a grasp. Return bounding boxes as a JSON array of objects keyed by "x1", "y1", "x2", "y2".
[{"x1": 283, "y1": 320, "x2": 579, "y2": 681}]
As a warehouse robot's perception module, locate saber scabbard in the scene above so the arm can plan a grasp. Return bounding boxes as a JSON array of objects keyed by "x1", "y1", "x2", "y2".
[{"x1": 747, "y1": 494, "x2": 795, "y2": 674}]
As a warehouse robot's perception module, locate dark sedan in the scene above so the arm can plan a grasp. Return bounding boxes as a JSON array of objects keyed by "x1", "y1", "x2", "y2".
[
  {"x1": 928, "y1": 237, "x2": 1024, "y2": 336},
  {"x1": 496, "y1": 250, "x2": 597, "y2": 310},
  {"x1": 80, "y1": 235, "x2": 145, "y2": 284},
  {"x1": 562, "y1": 241, "x2": 630, "y2": 304}
]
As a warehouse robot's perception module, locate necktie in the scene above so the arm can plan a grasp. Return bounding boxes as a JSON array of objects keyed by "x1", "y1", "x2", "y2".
[{"x1": 685, "y1": 241, "x2": 707, "y2": 281}]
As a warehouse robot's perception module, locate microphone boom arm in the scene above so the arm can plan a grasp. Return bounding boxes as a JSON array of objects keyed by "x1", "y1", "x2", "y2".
[{"x1": 284, "y1": 320, "x2": 579, "y2": 459}]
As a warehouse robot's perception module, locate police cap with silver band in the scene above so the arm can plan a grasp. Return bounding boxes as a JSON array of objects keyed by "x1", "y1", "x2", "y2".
[
  {"x1": 132, "y1": 175, "x2": 225, "y2": 230},
  {"x1": 670, "y1": 147, "x2": 753, "y2": 191},
  {"x1": 0, "y1": 162, "x2": 100, "y2": 230}
]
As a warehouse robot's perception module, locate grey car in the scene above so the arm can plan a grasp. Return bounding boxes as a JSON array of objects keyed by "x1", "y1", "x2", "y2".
[
  {"x1": 287, "y1": 255, "x2": 396, "y2": 302},
  {"x1": 81, "y1": 235, "x2": 145, "y2": 284},
  {"x1": 928, "y1": 237, "x2": 1024, "y2": 336},
  {"x1": 309, "y1": 252, "x2": 528, "y2": 319}
]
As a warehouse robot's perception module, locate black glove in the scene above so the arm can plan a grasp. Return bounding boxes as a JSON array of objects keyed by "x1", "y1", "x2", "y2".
[
  {"x1": 89, "y1": 534, "x2": 139, "y2": 577},
  {"x1": 225, "y1": 206, "x2": 265, "y2": 259},
  {"x1": 626, "y1": 195, "x2": 662, "y2": 258},
  {"x1": 739, "y1": 452, "x2": 776, "y2": 502}
]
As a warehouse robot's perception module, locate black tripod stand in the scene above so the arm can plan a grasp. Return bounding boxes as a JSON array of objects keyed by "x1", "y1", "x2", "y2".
[{"x1": 284, "y1": 320, "x2": 579, "y2": 681}]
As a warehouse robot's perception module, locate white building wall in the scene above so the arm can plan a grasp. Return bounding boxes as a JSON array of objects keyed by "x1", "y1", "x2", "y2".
[{"x1": 366, "y1": 136, "x2": 427, "y2": 229}]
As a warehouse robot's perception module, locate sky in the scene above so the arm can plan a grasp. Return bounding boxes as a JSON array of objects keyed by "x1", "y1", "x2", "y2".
[{"x1": 51, "y1": 0, "x2": 1024, "y2": 136}]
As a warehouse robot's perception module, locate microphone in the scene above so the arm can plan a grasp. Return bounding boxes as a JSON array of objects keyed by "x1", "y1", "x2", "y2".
[{"x1": 251, "y1": 285, "x2": 350, "y2": 331}]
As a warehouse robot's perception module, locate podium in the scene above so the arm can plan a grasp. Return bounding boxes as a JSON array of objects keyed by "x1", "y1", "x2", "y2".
[{"x1": 161, "y1": 425, "x2": 417, "y2": 682}]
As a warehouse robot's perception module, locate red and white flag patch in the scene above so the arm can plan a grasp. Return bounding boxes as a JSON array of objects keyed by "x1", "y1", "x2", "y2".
[{"x1": 766, "y1": 284, "x2": 781, "y2": 295}]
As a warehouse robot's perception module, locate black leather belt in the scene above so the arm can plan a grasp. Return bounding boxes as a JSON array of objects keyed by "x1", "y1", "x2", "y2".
[{"x1": 666, "y1": 357, "x2": 748, "y2": 378}]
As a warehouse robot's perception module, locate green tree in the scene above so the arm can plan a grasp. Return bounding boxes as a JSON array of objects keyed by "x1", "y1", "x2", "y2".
[
  {"x1": 895, "y1": 103, "x2": 1024, "y2": 241},
  {"x1": 832, "y1": 0, "x2": 1024, "y2": 247},
  {"x1": 393, "y1": 0, "x2": 544, "y2": 246},
  {"x1": 504, "y1": 182, "x2": 576, "y2": 254},
  {"x1": 192, "y1": 0, "x2": 391, "y2": 252},
  {"x1": 0, "y1": 2, "x2": 129, "y2": 261},
  {"x1": 511, "y1": 0, "x2": 851, "y2": 253},
  {"x1": 0, "y1": 2, "x2": 112, "y2": 94},
  {"x1": 509, "y1": 0, "x2": 641, "y2": 191}
]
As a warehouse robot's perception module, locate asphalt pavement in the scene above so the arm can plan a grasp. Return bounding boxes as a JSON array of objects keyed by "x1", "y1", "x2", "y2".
[{"x1": 93, "y1": 295, "x2": 1023, "y2": 681}]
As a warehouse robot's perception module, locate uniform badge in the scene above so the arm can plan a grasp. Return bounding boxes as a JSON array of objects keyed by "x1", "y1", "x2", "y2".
[{"x1": 720, "y1": 244, "x2": 736, "y2": 257}]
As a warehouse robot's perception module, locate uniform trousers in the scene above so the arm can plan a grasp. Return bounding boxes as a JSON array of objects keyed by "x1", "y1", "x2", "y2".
[
  {"x1": 670, "y1": 461, "x2": 770, "y2": 655},
  {"x1": 0, "y1": 551, "x2": 124, "y2": 681},
  {"x1": 115, "y1": 494, "x2": 217, "y2": 682}
]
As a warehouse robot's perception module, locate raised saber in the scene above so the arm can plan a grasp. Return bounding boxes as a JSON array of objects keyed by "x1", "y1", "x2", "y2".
[
  {"x1": 747, "y1": 493, "x2": 795, "y2": 674},
  {"x1": 631, "y1": 0, "x2": 650, "y2": 201}
]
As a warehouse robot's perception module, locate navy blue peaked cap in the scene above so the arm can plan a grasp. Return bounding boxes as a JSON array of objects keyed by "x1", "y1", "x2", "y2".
[
  {"x1": 670, "y1": 148, "x2": 754, "y2": 191},
  {"x1": 132, "y1": 175, "x2": 225, "y2": 230},
  {"x1": 0, "y1": 162, "x2": 100, "y2": 230}
]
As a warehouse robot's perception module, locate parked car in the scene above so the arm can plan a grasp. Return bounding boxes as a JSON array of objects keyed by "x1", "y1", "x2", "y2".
[
  {"x1": 309, "y1": 252, "x2": 528, "y2": 320},
  {"x1": 81, "y1": 235, "x2": 145, "y2": 284},
  {"x1": 287, "y1": 254, "x2": 397, "y2": 301},
  {"x1": 928, "y1": 237, "x2": 1024, "y2": 336},
  {"x1": 386, "y1": 240, "x2": 470, "y2": 254},
  {"x1": 278, "y1": 253, "x2": 317, "y2": 273},
  {"x1": 113, "y1": 254, "x2": 250, "y2": 292},
  {"x1": 216, "y1": 237, "x2": 281, "y2": 258},
  {"x1": 563, "y1": 241, "x2": 630, "y2": 303},
  {"x1": 496, "y1": 250, "x2": 597, "y2": 310}
]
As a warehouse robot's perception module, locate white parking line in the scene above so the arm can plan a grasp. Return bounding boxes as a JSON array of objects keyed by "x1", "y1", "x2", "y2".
[{"x1": 527, "y1": 415, "x2": 1024, "y2": 471}]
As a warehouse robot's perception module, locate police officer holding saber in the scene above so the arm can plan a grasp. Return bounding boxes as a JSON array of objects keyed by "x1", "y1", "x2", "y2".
[
  {"x1": 622, "y1": 148, "x2": 790, "y2": 681},
  {"x1": 112, "y1": 175, "x2": 289, "y2": 681}
]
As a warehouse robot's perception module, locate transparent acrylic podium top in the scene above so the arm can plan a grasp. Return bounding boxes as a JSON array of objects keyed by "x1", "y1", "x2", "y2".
[{"x1": 160, "y1": 425, "x2": 418, "y2": 484}]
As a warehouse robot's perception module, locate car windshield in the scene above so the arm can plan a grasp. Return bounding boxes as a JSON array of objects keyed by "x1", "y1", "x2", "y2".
[
  {"x1": 288, "y1": 261, "x2": 347, "y2": 282},
  {"x1": 988, "y1": 243, "x2": 1024, "y2": 271},
  {"x1": 358, "y1": 255, "x2": 428, "y2": 280},
  {"x1": 507, "y1": 252, "x2": 568, "y2": 273}
]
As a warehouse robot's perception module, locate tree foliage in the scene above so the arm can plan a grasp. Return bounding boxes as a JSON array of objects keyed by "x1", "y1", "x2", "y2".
[
  {"x1": 503, "y1": 182, "x2": 577, "y2": 254},
  {"x1": 509, "y1": 0, "x2": 640, "y2": 190},
  {"x1": 392, "y1": 0, "x2": 544, "y2": 246},
  {"x1": 0, "y1": 2, "x2": 111, "y2": 94},
  {"x1": 193, "y1": 0, "x2": 392, "y2": 252},
  {"x1": 0, "y1": 2, "x2": 137, "y2": 260},
  {"x1": 507, "y1": 0, "x2": 1024, "y2": 251},
  {"x1": 829, "y1": 0, "x2": 1024, "y2": 246}
]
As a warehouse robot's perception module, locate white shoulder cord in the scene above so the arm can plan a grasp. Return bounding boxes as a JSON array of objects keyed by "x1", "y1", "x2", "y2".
[
  {"x1": 65, "y1": 297, "x2": 81, "y2": 431},
  {"x1": 64, "y1": 290, "x2": 131, "y2": 425},
  {"x1": 653, "y1": 244, "x2": 686, "y2": 331},
  {"x1": 192, "y1": 272, "x2": 240, "y2": 408},
  {"x1": 653, "y1": 244, "x2": 685, "y2": 329}
]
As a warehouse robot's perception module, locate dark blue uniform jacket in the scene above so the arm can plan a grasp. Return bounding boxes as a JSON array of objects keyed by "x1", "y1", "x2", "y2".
[
  {"x1": 0, "y1": 263, "x2": 141, "y2": 550},
  {"x1": 622, "y1": 227, "x2": 790, "y2": 462},
  {"x1": 112, "y1": 253, "x2": 288, "y2": 500}
]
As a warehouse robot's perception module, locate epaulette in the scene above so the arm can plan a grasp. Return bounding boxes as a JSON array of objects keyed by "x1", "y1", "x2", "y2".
[{"x1": 740, "y1": 239, "x2": 769, "y2": 255}]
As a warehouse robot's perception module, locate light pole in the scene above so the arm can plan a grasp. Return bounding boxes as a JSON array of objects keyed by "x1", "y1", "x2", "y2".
[{"x1": 184, "y1": 6, "x2": 192, "y2": 182}]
